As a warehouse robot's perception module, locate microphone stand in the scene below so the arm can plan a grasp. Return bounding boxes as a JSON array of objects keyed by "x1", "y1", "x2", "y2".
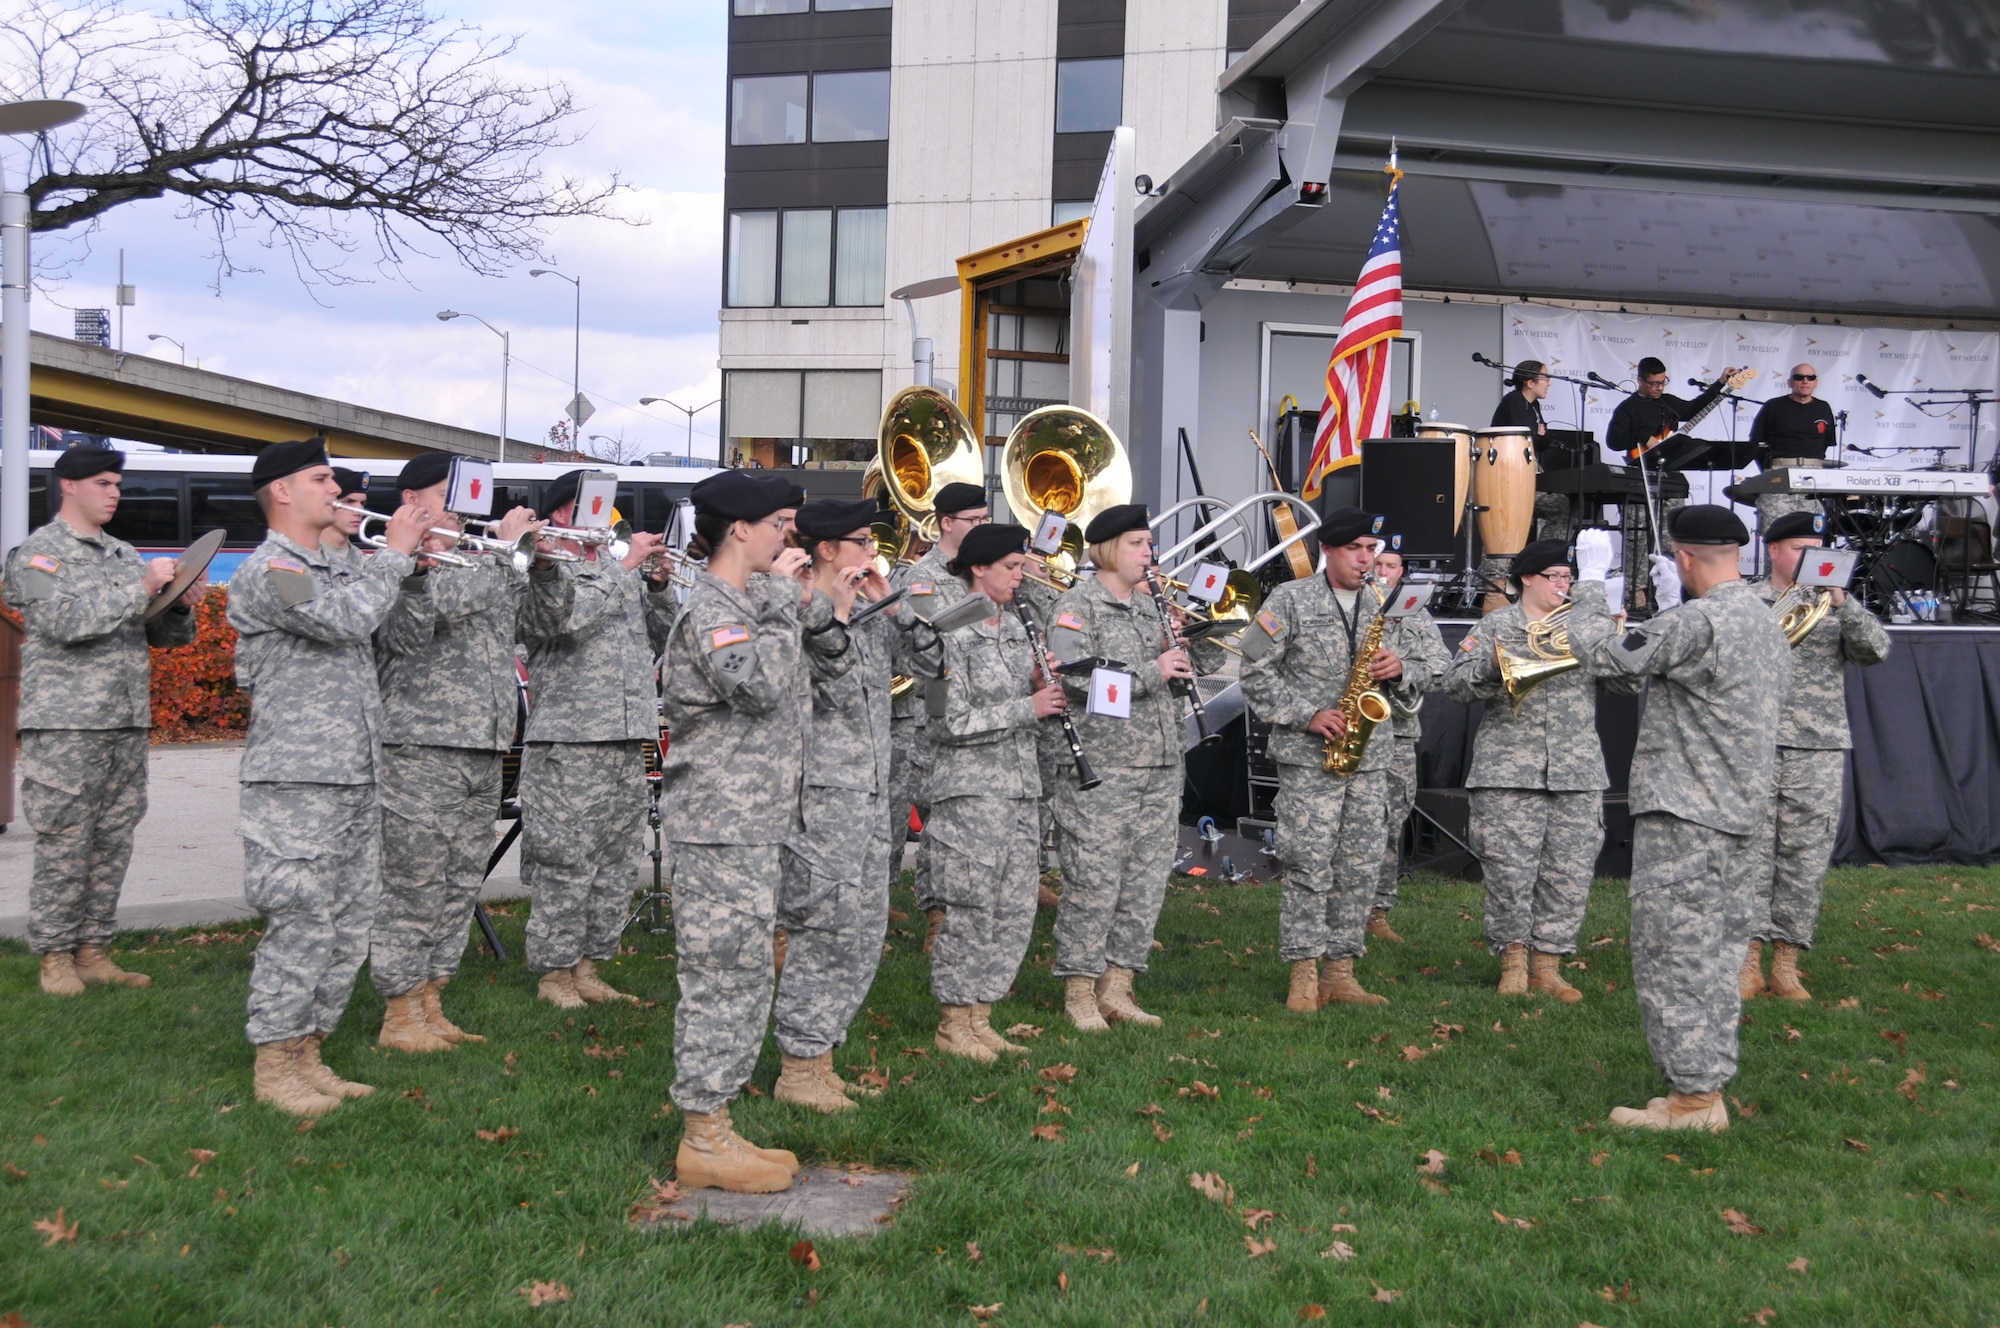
[{"x1": 1898, "y1": 387, "x2": 1996, "y2": 619}]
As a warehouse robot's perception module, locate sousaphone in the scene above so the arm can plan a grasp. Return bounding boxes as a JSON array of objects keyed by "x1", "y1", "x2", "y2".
[
  {"x1": 877, "y1": 385, "x2": 985, "y2": 544},
  {"x1": 1000, "y1": 404, "x2": 1132, "y2": 580}
]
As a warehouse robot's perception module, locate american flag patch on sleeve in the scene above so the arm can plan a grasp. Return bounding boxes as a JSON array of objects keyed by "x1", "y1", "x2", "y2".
[
  {"x1": 1055, "y1": 612, "x2": 1086, "y2": 632},
  {"x1": 908, "y1": 581, "x2": 934, "y2": 596},
  {"x1": 270, "y1": 557, "x2": 308, "y2": 574},
  {"x1": 1254, "y1": 609, "x2": 1284, "y2": 638},
  {"x1": 710, "y1": 624, "x2": 751, "y2": 650},
  {"x1": 26, "y1": 554, "x2": 60, "y2": 574}
]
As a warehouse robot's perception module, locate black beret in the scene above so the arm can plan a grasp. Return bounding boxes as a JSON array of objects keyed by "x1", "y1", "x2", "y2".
[
  {"x1": 542, "y1": 468, "x2": 589, "y2": 516},
  {"x1": 1510, "y1": 538, "x2": 1572, "y2": 581},
  {"x1": 690, "y1": 469, "x2": 791, "y2": 522},
  {"x1": 395, "y1": 452, "x2": 454, "y2": 493},
  {"x1": 51, "y1": 446, "x2": 125, "y2": 481},
  {"x1": 782, "y1": 481, "x2": 807, "y2": 508},
  {"x1": 1083, "y1": 503, "x2": 1150, "y2": 545},
  {"x1": 1763, "y1": 511, "x2": 1829, "y2": 545},
  {"x1": 330, "y1": 467, "x2": 370, "y2": 499},
  {"x1": 1668, "y1": 503, "x2": 1751, "y2": 546},
  {"x1": 1317, "y1": 505, "x2": 1385, "y2": 547},
  {"x1": 251, "y1": 437, "x2": 331, "y2": 489},
  {"x1": 955, "y1": 521, "x2": 1029, "y2": 571},
  {"x1": 934, "y1": 481, "x2": 988, "y2": 516},
  {"x1": 795, "y1": 497, "x2": 878, "y2": 542}
]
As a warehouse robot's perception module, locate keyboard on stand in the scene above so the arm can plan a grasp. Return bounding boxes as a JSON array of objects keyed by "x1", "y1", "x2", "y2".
[{"x1": 1729, "y1": 467, "x2": 1988, "y2": 498}]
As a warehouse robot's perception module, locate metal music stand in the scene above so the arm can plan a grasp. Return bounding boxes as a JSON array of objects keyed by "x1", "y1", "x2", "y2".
[{"x1": 624, "y1": 745, "x2": 673, "y2": 936}]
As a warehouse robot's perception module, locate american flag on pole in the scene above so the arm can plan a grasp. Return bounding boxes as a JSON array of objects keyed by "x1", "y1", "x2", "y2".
[{"x1": 1301, "y1": 173, "x2": 1403, "y2": 501}]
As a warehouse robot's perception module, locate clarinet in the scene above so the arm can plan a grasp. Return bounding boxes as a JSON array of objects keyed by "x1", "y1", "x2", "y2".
[
  {"x1": 1015, "y1": 602, "x2": 1102, "y2": 791},
  {"x1": 1145, "y1": 563, "x2": 1220, "y2": 747}
]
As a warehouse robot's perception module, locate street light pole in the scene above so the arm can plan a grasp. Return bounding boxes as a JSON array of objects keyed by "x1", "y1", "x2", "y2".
[
  {"x1": 437, "y1": 310, "x2": 511, "y2": 463},
  {"x1": 639, "y1": 395, "x2": 722, "y2": 465},
  {"x1": 147, "y1": 333, "x2": 186, "y2": 365},
  {"x1": 1, "y1": 98, "x2": 86, "y2": 557},
  {"x1": 530, "y1": 268, "x2": 581, "y2": 426}
]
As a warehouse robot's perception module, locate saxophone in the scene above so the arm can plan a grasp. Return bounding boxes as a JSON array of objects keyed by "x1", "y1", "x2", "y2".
[{"x1": 1322, "y1": 578, "x2": 1393, "y2": 776}]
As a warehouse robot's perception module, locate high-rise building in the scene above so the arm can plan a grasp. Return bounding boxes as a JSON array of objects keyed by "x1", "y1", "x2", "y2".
[{"x1": 717, "y1": 0, "x2": 1293, "y2": 471}]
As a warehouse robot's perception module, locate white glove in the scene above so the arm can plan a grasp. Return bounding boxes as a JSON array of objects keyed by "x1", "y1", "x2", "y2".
[
  {"x1": 1574, "y1": 529, "x2": 1614, "y2": 582},
  {"x1": 1649, "y1": 553, "x2": 1683, "y2": 610},
  {"x1": 1604, "y1": 575, "x2": 1625, "y2": 608}
]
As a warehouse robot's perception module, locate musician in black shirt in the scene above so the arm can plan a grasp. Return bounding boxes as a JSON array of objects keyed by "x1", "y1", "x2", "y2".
[
  {"x1": 1749, "y1": 364, "x2": 1837, "y2": 525},
  {"x1": 1603, "y1": 358, "x2": 1733, "y2": 459},
  {"x1": 1492, "y1": 361, "x2": 1549, "y2": 436}
]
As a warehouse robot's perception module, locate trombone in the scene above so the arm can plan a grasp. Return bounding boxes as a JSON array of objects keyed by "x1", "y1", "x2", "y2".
[{"x1": 1150, "y1": 492, "x2": 1321, "y2": 585}]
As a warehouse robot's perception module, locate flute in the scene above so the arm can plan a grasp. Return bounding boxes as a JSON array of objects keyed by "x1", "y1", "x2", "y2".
[
  {"x1": 1145, "y1": 563, "x2": 1220, "y2": 747},
  {"x1": 1014, "y1": 603, "x2": 1101, "y2": 791}
]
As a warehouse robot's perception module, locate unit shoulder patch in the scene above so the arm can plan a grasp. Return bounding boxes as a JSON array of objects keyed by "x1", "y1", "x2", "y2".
[{"x1": 709, "y1": 623, "x2": 755, "y2": 681}]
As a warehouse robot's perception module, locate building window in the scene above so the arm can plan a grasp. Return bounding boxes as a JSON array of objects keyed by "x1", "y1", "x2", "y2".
[
  {"x1": 835, "y1": 207, "x2": 887, "y2": 306},
  {"x1": 781, "y1": 210, "x2": 834, "y2": 307},
  {"x1": 814, "y1": 0, "x2": 890, "y2": 8},
  {"x1": 1055, "y1": 57, "x2": 1122, "y2": 133},
  {"x1": 811, "y1": 69, "x2": 890, "y2": 142},
  {"x1": 734, "y1": 0, "x2": 809, "y2": 11},
  {"x1": 730, "y1": 74, "x2": 809, "y2": 146},
  {"x1": 727, "y1": 211, "x2": 779, "y2": 306},
  {"x1": 726, "y1": 369, "x2": 883, "y2": 468},
  {"x1": 1052, "y1": 200, "x2": 1092, "y2": 226}
]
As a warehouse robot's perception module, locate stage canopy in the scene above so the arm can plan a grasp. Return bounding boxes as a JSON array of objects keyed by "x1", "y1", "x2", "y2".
[{"x1": 1136, "y1": 0, "x2": 2000, "y2": 323}]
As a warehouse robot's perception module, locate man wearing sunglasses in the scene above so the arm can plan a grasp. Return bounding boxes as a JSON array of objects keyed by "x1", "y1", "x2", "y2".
[{"x1": 1750, "y1": 365, "x2": 1838, "y2": 525}]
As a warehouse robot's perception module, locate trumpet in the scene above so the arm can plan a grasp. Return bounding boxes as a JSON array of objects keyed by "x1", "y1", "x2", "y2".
[
  {"x1": 335, "y1": 502, "x2": 474, "y2": 568},
  {"x1": 1494, "y1": 602, "x2": 1580, "y2": 708}
]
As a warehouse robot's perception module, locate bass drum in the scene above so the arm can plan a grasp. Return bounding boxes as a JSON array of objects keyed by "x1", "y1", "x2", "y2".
[
  {"x1": 1474, "y1": 426, "x2": 1537, "y2": 556},
  {"x1": 1415, "y1": 421, "x2": 1475, "y2": 533},
  {"x1": 1865, "y1": 537, "x2": 1937, "y2": 615}
]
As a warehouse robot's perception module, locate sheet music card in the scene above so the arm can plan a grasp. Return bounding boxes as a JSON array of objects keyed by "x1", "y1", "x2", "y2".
[
  {"x1": 446, "y1": 458, "x2": 494, "y2": 516},
  {"x1": 1087, "y1": 667, "x2": 1133, "y2": 719},
  {"x1": 1031, "y1": 509, "x2": 1068, "y2": 556},
  {"x1": 1184, "y1": 562, "x2": 1229, "y2": 604},
  {"x1": 1795, "y1": 547, "x2": 1858, "y2": 589},
  {"x1": 575, "y1": 473, "x2": 618, "y2": 529},
  {"x1": 1385, "y1": 581, "x2": 1435, "y2": 618}
]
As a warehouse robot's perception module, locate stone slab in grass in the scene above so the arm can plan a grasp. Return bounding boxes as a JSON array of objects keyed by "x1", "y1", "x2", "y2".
[{"x1": 642, "y1": 1166, "x2": 911, "y2": 1237}]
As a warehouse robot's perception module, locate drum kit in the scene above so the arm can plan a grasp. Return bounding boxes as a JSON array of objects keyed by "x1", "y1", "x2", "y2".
[{"x1": 1414, "y1": 421, "x2": 1539, "y2": 612}]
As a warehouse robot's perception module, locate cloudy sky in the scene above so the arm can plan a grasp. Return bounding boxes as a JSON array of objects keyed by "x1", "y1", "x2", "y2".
[{"x1": 13, "y1": 0, "x2": 727, "y2": 462}]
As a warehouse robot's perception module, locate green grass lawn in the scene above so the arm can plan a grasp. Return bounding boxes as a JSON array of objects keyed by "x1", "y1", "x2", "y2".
[{"x1": 3, "y1": 863, "x2": 1997, "y2": 1327}]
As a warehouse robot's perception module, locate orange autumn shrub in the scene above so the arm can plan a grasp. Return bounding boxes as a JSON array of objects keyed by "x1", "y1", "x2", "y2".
[{"x1": 150, "y1": 585, "x2": 249, "y2": 739}]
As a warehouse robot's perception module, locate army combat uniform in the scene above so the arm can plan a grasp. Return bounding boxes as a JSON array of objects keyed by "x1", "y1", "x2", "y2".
[
  {"x1": 515, "y1": 556, "x2": 677, "y2": 978},
  {"x1": 1047, "y1": 576, "x2": 1222, "y2": 984},
  {"x1": 229, "y1": 532, "x2": 415, "y2": 1047},
  {"x1": 662, "y1": 573, "x2": 851, "y2": 1115},
  {"x1": 1750, "y1": 581, "x2": 1888, "y2": 949},
  {"x1": 774, "y1": 603, "x2": 940, "y2": 1062},
  {"x1": 1568, "y1": 577, "x2": 1790, "y2": 1094},
  {"x1": 1445, "y1": 602, "x2": 1641, "y2": 960},
  {"x1": 1372, "y1": 603, "x2": 1450, "y2": 918},
  {"x1": 890, "y1": 547, "x2": 963, "y2": 907},
  {"x1": 369, "y1": 556, "x2": 526, "y2": 999},
  {"x1": 1239, "y1": 577, "x2": 1420, "y2": 973},
  {"x1": 927, "y1": 610, "x2": 1044, "y2": 1011},
  {"x1": 4, "y1": 518, "x2": 195, "y2": 958}
]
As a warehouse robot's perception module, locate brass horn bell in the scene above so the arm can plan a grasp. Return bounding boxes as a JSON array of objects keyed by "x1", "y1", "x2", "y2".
[
  {"x1": 999, "y1": 404, "x2": 1132, "y2": 577},
  {"x1": 877, "y1": 385, "x2": 985, "y2": 544},
  {"x1": 1495, "y1": 603, "x2": 1581, "y2": 708}
]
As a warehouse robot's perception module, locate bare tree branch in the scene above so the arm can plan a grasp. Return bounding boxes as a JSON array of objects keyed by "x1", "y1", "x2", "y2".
[{"x1": 1, "y1": 0, "x2": 629, "y2": 282}]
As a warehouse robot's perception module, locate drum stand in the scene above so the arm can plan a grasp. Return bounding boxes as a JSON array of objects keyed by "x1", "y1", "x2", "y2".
[
  {"x1": 624, "y1": 767, "x2": 673, "y2": 937},
  {"x1": 1438, "y1": 484, "x2": 1500, "y2": 614}
]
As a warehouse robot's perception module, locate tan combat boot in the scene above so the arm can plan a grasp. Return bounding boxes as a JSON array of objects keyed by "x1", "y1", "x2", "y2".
[
  {"x1": 724, "y1": 1105, "x2": 801, "y2": 1174},
  {"x1": 1528, "y1": 951, "x2": 1583, "y2": 1004},
  {"x1": 1609, "y1": 1090, "x2": 1729, "y2": 1132},
  {"x1": 971, "y1": 1004, "x2": 1029, "y2": 1053},
  {"x1": 379, "y1": 989, "x2": 454, "y2": 1054},
  {"x1": 922, "y1": 908, "x2": 945, "y2": 955},
  {"x1": 572, "y1": 958, "x2": 638, "y2": 1005},
  {"x1": 775, "y1": 1053, "x2": 857, "y2": 1114},
  {"x1": 1767, "y1": 942, "x2": 1812, "y2": 1001},
  {"x1": 1286, "y1": 959, "x2": 1320, "y2": 1013},
  {"x1": 675, "y1": 1110, "x2": 794, "y2": 1193},
  {"x1": 935, "y1": 1005, "x2": 998, "y2": 1062},
  {"x1": 1095, "y1": 966, "x2": 1162, "y2": 1027},
  {"x1": 1739, "y1": 940, "x2": 1767, "y2": 1000},
  {"x1": 299, "y1": 1034, "x2": 375, "y2": 1099},
  {"x1": 73, "y1": 945, "x2": 152, "y2": 988},
  {"x1": 253, "y1": 1039, "x2": 341, "y2": 1118},
  {"x1": 537, "y1": 967, "x2": 587, "y2": 1009},
  {"x1": 1037, "y1": 874, "x2": 1062, "y2": 910},
  {"x1": 38, "y1": 952, "x2": 85, "y2": 997},
  {"x1": 1366, "y1": 909, "x2": 1404, "y2": 944},
  {"x1": 1318, "y1": 957, "x2": 1390, "y2": 1007},
  {"x1": 1064, "y1": 976, "x2": 1110, "y2": 1033},
  {"x1": 1497, "y1": 943, "x2": 1529, "y2": 996},
  {"x1": 422, "y1": 980, "x2": 485, "y2": 1044},
  {"x1": 773, "y1": 929, "x2": 789, "y2": 976}
]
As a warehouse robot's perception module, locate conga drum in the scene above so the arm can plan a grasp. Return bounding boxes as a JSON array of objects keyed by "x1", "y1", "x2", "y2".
[
  {"x1": 1416, "y1": 422, "x2": 1475, "y2": 532},
  {"x1": 1475, "y1": 426, "x2": 1537, "y2": 556}
]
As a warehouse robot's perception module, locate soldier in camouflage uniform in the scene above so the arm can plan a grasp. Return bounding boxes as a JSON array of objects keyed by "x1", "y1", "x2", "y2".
[
  {"x1": 772, "y1": 499, "x2": 944, "y2": 1111},
  {"x1": 4, "y1": 447, "x2": 199, "y2": 996},
  {"x1": 227, "y1": 438, "x2": 433, "y2": 1117},
  {"x1": 368, "y1": 453, "x2": 543, "y2": 1051},
  {"x1": 1569, "y1": 508, "x2": 1790, "y2": 1132},
  {"x1": 1046, "y1": 504, "x2": 1223, "y2": 1032},
  {"x1": 660, "y1": 471, "x2": 855, "y2": 1192},
  {"x1": 1445, "y1": 539, "x2": 1643, "y2": 1001},
  {"x1": 1239, "y1": 508, "x2": 1421, "y2": 1012},
  {"x1": 1367, "y1": 546, "x2": 1450, "y2": 943},
  {"x1": 927, "y1": 523, "x2": 1064, "y2": 1062},
  {"x1": 889, "y1": 481, "x2": 987, "y2": 949},
  {"x1": 515, "y1": 469, "x2": 678, "y2": 1009},
  {"x1": 322, "y1": 467, "x2": 371, "y2": 563},
  {"x1": 1742, "y1": 512, "x2": 1889, "y2": 1001}
]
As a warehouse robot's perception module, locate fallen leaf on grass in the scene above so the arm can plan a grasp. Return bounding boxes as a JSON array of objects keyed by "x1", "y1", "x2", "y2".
[
  {"x1": 1590, "y1": 1151, "x2": 1609, "y2": 1167},
  {"x1": 1179, "y1": 1081, "x2": 1221, "y2": 1101},
  {"x1": 1976, "y1": 933, "x2": 1999, "y2": 952},
  {"x1": 519, "y1": 1281, "x2": 570, "y2": 1307},
  {"x1": 1039, "y1": 1099, "x2": 1071, "y2": 1116},
  {"x1": 1056, "y1": 1243, "x2": 1116, "y2": 1263},
  {"x1": 1039, "y1": 1064, "x2": 1078, "y2": 1085},
  {"x1": 1005, "y1": 1024, "x2": 1044, "y2": 1039},
  {"x1": 1599, "y1": 1281, "x2": 1639, "y2": 1304},
  {"x1": 1189, "y1": 1172, "x2": 1234, "y2": 1205},
  {"x1": 1721, "y1": 1208, "x2": 1766, "y2": 1236},
  {"x1": 1416, "y1": 1149, "x2": 1448, "y2": 1175},
  {"x1": 1399, "y1": 1045, "x2": 1431, "y2": 1062},
  {"x1": 1879, "y1": 1028, "x2": 1908, "y2": 1057},
  {"x1": 476, "y1": 1126, "x2": 519, "y2": 1143},
  {"x1": 969, "y1": 1091, "x2": 997, "y2": 1105},
  {"x1": 1153, "y1": 1123, "x2": 1174, "y2": 1142},
  {"x1": 1306, "y1": 1153, "x2": 1317, "y2": 1178},
  {"x1": 1299, "y1": 1306, "x2": 1327, "y2": 1321},
  {"x1": 185, "y1": 1149, "x2": 217, "y2": 1165},
  {"x1": 1741, "y1": 1308, "x2": 1777, "y2": 1326},
  {"x1": 32, "y1": 1210, "x2": 77, "y2": 1246},
  {"x1": 502, "y1": 1051, "x2": 518, "y2": 1077},
  {"x1": 1321, "y1": 1240, "x2": 1357, "y2": 1262},
  {"x1": 1476, "y1": 1148, "x2": 1522, "y2": 1167},
  {"x1": 1663, "y1": 1154, "x2": 1682, "y2": 1164},
  {"x1": 1787, "y1": 1257, "x2": 1810, "y2": 1273},
  {"x1": 1029, "y1": 1123, "x2": 1064, "y2": 1143},
  {"x1": 1419, "y1": 1179, "x2": 1450, "y2": 1195},
  {"x1": 1371, "y1": 1283, "x2": 1402, "y2": 1303},
  {"x1": 1354, "y1": 1102, "x2": 1401, "y2": 1125},
  {"x1": 3, "y1": 1164, "x2": 28, "y2": 1181},
  {"x1": 790, "y1": 1239, "x2": 822, "y2": 1271},
  {"x1": 627, "y1": 1177, "x2": 683, "y2": 1224},
  {"x1": 1244, "y1": 1235, "x2": 1277, "y2": 1259},
  {"x1": 1375, "y1": 1085, "x2": 1392, "y2": 1101},
  {"x1": 965, "y1": 1241, "x2": 982, "y2": 1262},
  {"x1": 1135, "y1": 1102, "x2": 1166, "y2": 1117},
  {"x1": 1844, "y1": 1138, "x2": 1870, "y2": 1153},
  {"x1": 1242, "y1": 1208, "x2": 1275, "y2": 1230},
  {"x1": 1491, "y1": 1209, "x2": 1537, "y2": 1230},
  {"x1": 1124, "y1": 1161, "x2": 1140, "y2": 1177},
  {"x1": 1898, "y1": 1066, "x2": 1926, "y2": 1102},
  {"x1": 968, "y1": 1305, "x2": 1002, "y2": 1322}
]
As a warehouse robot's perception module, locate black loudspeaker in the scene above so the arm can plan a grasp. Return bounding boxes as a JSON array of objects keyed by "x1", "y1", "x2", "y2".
[{"x1": 1359, "y1": 436, "x2": 1457, "y2": 559}]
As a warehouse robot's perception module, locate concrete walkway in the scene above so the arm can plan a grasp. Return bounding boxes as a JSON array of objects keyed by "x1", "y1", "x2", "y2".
[{"x1": 0, "y1": 740, "x2": 529, "y2": 938}]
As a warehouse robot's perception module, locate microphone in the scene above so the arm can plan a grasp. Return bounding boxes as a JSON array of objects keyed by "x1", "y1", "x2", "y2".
[
  {"x1": 1856, "y1": 373, "x2": 1887, "y2": 399},
  {"x1": 1845, "y1": 443, "x2": 1878, "y2": 457},
  {"x1": 1686, "y1": 378, "x2": 1706, "y2": 388},
  {"x1": 1471, "y1": 352, "x2": 1498, "y2": 367},
  {"x1": 1588, "y1": 371, "x2": 1617, "y2": 389}
]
